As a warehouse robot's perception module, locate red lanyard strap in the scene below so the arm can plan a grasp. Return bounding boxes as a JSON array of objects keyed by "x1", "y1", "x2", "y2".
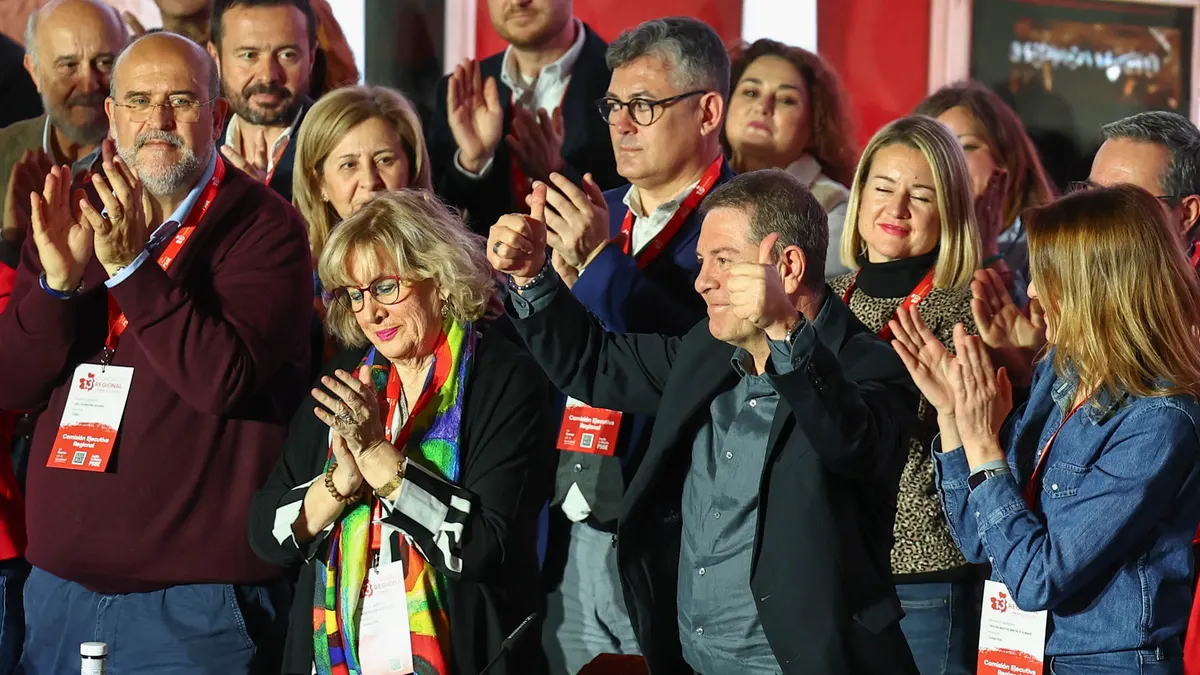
[
  {"x1": 102, "y1": 158, "x2": 226, "y2": 364},
  {"x1": 842, "y1": 268, "x2": 936, "y2": 341},
  {"x1": 619, "y1": 156, "x2": 723, "y2": 269},
  {"x1": 1023, "y1": 399, "x2": 1086, "y2": 508}
]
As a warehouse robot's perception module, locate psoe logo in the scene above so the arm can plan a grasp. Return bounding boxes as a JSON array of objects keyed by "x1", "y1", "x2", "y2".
[
  {"x1": 78, "y1": 373, "x2": 96, "y2": 391},
  {"x1": 990, "y1": 590, "x2": 1009, "y2": 614}
]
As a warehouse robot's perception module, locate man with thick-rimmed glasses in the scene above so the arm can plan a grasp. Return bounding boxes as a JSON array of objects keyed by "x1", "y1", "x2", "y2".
[
  {"x1": 518, "y1": 16, "x2": 735, "y2": 675},
  {"x1": 0, "y1": 31, "x2": 312, "y2": 673}
]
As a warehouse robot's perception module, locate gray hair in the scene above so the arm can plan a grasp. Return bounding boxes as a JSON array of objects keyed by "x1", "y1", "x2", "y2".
[
  {"x1": 110, "y1": 32, "x2": 221, "y2": 101},
  {"x1": 24, "y1": 0, "x2": 124, "y2": 68},
  {"x1": 606, "y1": 17, "x2": 730, "y2": 98},
  {"x1": 700, "y1": 169, "x2": 829, "y2": 285},
  {"x1": 1102, "y1": 111, "x2": 1200, "y2": 202}
]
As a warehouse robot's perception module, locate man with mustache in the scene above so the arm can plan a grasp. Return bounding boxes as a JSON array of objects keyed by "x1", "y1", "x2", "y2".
[
  {"x1": 516, "y1": 17, "x2": 734, "y2": 675},
  {"x1": 0, "y1": 31, "x2": 312, "y2": 672},
  {"x1": 428, "y1": 0, "x2": 620, "y2": 234},
  {"x1": 0, "y1": 0, "x2": 127, "y2": 244},
  {"x1": 209, "y1": 0, "x2": 317, "y2": 201}
]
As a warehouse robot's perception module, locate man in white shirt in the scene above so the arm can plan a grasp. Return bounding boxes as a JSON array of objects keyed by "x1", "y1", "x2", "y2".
[
  {"x1": 208, "y1": 0, "x2": 317, "y2": 202},
  {"x1": 427, "y1": 0, "x2": 620, "y2": 234},
  {"x1": 506, "y1": 16, "x2": 735, "y2": 675}
]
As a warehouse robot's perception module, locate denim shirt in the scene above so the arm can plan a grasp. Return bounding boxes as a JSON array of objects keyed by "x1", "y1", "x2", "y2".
[{"x1": 934, "y1": 352, "x2": 1200, "y2": 655}]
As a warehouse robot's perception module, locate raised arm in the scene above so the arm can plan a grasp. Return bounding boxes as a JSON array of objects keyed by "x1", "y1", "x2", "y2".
[{"x1": 487, "y1": 186, "x2": 681, "y2": 414}]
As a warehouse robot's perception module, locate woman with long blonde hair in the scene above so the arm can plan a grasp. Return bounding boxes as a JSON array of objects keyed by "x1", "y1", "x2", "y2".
[
  {"x1": 893, "y1": 184, "x2": 1200, "y2": 673},
  {"x1": 830, "y1": 114, "x2": 982, "y2": 674}
]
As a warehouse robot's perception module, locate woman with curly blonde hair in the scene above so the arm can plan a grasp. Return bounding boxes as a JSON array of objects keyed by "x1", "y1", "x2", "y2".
[
  {"x1": 723, "y1": 38, "x2": 860, "y2": 277},
  {"x1": 249, "y1": 191, "x2": 554, "y2": 675}
]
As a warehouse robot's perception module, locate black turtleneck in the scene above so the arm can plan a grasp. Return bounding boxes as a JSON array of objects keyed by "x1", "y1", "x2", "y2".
[{"x1": 854, "y1": 249, "x2": 940, "y2": 298}]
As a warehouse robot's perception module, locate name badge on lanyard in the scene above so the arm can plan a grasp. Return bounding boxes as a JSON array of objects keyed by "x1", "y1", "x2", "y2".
[
  {"x1": 46, "y1": 365, "x2": 134, "y2": 472},
  {"x1": 977, "y1": 579, "x2": 1047, "y2": 675},
  {"x1": 359, "y1": 561, "x2": 415, "y2": 674},
  {"x1": 557, "y1": 397, "x2": 622, "y2": 455},
  {"x1": 977, "y1": 401, "x2": 1084, "y2": 675},
  {"x1": 49, "y1": 158, "x2": 226, "y2": 473}
]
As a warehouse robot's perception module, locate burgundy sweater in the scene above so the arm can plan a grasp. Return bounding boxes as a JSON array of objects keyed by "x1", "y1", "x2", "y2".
[{"x1": 0, "y1": 164, "x2": 313, "y2": 593}]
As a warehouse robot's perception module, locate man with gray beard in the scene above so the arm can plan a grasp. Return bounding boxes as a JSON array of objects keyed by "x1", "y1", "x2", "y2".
[
  {"x1": 0, "y1": 31, "x2": 312, "y2": 672},
  {"x1": 0, "y1": 0, "x2": 127, "y2": 244}
]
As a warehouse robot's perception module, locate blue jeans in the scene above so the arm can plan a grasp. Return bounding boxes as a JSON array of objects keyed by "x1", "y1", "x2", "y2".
[
  {"x1": 17, "y1": 567, "x2": 284, "y2": 675},
  {"x1": 1048, "y1": 640, "x2": 1183, "y2": 674},
  {"x1": 0, "y1": 560, "x2": 28, "y2": 675},
  {"x1": 896, "y1": 581, "x2": 981, "y2": 675}
]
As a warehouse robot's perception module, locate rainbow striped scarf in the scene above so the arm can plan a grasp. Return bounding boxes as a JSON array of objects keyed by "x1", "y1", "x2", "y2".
[{"x1": 313, "y1": 320, "x2": 473, "y2": 675}]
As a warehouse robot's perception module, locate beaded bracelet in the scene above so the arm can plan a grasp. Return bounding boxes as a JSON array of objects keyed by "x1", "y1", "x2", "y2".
[{"x1": 324, "y1": 461, "x2": 355, "y2": 503}]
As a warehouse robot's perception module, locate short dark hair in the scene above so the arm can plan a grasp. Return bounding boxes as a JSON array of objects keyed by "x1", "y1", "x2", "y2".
[
  {"x1": 701, "y1": 169, "x2": 829, "y2": 285},
  {"x1": 606, "y1": 17, "x2": 730, "y2": 99},
  {"x1": 211, "y1": 0, "x2": 317, "y2": 50},
  {"x1": 1101, "y1": 111, "x2": 1200, "y2": 203}
]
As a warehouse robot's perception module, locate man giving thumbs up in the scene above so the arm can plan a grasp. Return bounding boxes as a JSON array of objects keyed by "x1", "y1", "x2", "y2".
[{"x1": 490, "y1": 168, "x2": 921, "y2": 675}]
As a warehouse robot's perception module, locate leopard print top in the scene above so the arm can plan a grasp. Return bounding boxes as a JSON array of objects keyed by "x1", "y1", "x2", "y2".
[{"x1": 829, "y1": 273, "x2": 978, "y2": 576}]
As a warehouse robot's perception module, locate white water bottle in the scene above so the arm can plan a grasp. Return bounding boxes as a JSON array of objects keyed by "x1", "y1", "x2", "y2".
[{"x1": 80, "y1": 642, "x2": 107, "y2": 675}]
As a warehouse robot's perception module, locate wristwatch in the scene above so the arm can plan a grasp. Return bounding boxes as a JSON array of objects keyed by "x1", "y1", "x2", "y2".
[{"x1": 968, "y1": 467, "x2": 1010, "y2": 491}]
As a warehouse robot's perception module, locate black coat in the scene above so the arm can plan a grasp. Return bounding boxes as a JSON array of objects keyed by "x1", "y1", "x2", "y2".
[
  {"x1": 248, "y1": 332, "x2": 556, "y2": 675},
  {"x1": 427, "y1": 23, "x2": 621, "y2": 235},
  {"x1": 507, "y1": 285, "x2": 922, "y2": 675}
]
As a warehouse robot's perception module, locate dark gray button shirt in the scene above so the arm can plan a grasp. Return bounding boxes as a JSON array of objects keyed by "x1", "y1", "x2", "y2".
[{"x1": 677, "y1": 336, "x2": 807, "y2": 675}]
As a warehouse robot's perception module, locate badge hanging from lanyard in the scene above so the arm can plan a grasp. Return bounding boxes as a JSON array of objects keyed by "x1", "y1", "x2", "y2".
[
  {"x1": 976, "y1": 399, "x2": 1085, "y2": 675},
  {"x1": 50, "y1": 158, "x2": 227, "y2": 473}
]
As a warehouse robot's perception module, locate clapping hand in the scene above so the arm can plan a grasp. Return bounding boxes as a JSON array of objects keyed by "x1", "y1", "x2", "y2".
[
  {"x1": 947, "y1": 326, "x2": 1012, "y2": 466},
  {"x1": 79, "y1": 140, "x2": 151, "y2": 279},
  {"x1": 971, "y1": 267, "x2": 1045, "y2": 351},
  {"x1": 536, "y1": 173, "x2": 610, "y2": 269},
  {"x1": 889, "y1": 306, "x2": 958, "y2": 415},
  {"x1": 221, "y1": 124, "x2": 270, "y2": 184},
  {"x1": 4, "y1": 148, "x2": 53, "y2": 242},
  {"x1": 488, "y1": 183, "x2": 549, "y2": 285},
  {"x1": 447, "y1": 58, "x2": 504, "y2": 174},
  {"x1": 974, "y1": 168, "x2": 1009, "y2": 259},
  {"x1": 29, "y1": 164, "x2": 93, "y2": 292},
  {"x1": 507, "y1": 106, "x2": 565, "y2": 185},
  {"x1": 312, "y1": 367, "x2": 389, "y2": 458}
]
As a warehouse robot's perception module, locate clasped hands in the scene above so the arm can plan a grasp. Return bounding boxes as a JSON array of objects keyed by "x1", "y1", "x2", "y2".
[
  {"x1": 487, "y1": 184, "x2": 799, "y2": 339},
  {"x1": 29, "y1": 139, "x2": 154, "y2": 291},
  {"x1": 311, "y1": 368, "x2": 404, "y2": 500},
  {"x1": 889, "y1": 307, "x2": 1013, "y2": 468}
]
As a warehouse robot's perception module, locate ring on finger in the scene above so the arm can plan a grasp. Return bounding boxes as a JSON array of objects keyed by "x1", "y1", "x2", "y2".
[
  {"x1": 335, "y1": 410, "x2": 355, "y2": 425},
  {"x1": 492, "y1": 241, "x2": 502, "y2": 254}
]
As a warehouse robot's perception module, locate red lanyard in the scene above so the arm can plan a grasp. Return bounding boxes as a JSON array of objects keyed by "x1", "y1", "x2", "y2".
[
  {"x1": 1189, "y1": 242, "x2": 1200, "y2": 270},
  {"x1": 509, "y1": 88, "x2": 570, "y2": 209},
  {"x1": 1024, "y1": 399, "x2": 1086, "y2": 508},
  {"x1": 366, "y1": 333, "x2": 454, "y2": 555},
  {"x1": 620, "y1": 156, "x2": 723, "y2": 269},
  {"x1": 841, "y1": 268, "x2": 936, "y2": 341},
  {"x1": 102, "y1": 158, "x2": 226, "y2": 365}
]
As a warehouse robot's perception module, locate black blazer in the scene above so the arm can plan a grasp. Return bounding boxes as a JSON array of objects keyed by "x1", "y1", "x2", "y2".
[
  {"x1": 248, "y1": 332, "x2": 556, "y2": 675},
  {"x1": 427, "y1": 23, "x2": 621, "y2": 235},
  {"x1": 220, "y1": 98, "x2": 313, "y2": 204},
  {"x1": 508, "y1": 285, "x2": 921, "y2": 675}
]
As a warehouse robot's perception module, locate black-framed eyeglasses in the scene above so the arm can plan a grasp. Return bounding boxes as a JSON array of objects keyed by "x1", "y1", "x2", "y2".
[
  {"x1": 1068, "y1": 180, "x2": 1180, "y2": 205},
  {"x1": 595, "y1": 90, "x2": 706, "y2": 126},
  {"x1": 325, "y1": 275, "x2": 412, "y2": 312}
]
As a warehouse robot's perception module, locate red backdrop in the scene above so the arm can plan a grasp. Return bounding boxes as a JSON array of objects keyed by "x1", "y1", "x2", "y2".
[{"x1": 474, "y1": 0, "x2": 932, "y2": 146}]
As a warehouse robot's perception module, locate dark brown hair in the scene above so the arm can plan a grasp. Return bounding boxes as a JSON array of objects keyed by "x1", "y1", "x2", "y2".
[
  {"x1": 915, "y1": 80, "x2": 1056, "y2": 229},
  {"x1": 726, "y1": 39, "x2": 858, "y2": 187}
]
